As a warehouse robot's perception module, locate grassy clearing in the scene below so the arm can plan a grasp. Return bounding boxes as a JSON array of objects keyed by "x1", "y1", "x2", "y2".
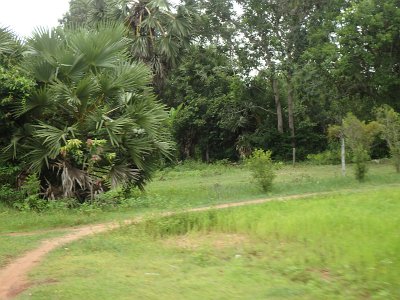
[
  {"x1": 0, "y1": 162, "x2": 399, "y2": 234},
  {"x1": 137, "y1": 161, "x2": 399, "y2": 209},
  {"x1": 19, "y1": 187, "x2": 400, "y2": 299}
]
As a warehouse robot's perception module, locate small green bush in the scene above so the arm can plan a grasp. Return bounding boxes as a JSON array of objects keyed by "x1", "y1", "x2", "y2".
[
  {"x1": 11, "y1": 174, "x2": 44, "y2": 211},
  {"x1": 0, "y1": 184, "x2": 24, "y2": 205},
  {"x1": 342, "y1": 113, "x2": 380, "y2": 182},
  {"x1": 246, "y1": 149, "x2": 276, "y2": 192},
  {"x1": 376, "y1": 105, "x2": 400, "y2": 173},
  {"x1": 0, "y1": 164, "x2": 20, "y2": 186},
  {"x1": 20, "y1": 174, "x2": 41, "y2": 196},
  {"x1": 353, "y1": 148, "x2": 370, "y2": 181}
]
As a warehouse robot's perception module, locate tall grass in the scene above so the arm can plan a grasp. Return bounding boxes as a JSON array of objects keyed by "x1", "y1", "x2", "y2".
[
  {"x1": 22, "y1": 187, "x2": 400, "y2": 299},
  {"x1": 135, "y1": 161, "x2": 400, "y2": 209},
  {"x1": 1, "y1": 162, "x2": 399, "y2": 233},
  {"x1": 135, "y1": 187, "x2": 400, "y2": 297}
]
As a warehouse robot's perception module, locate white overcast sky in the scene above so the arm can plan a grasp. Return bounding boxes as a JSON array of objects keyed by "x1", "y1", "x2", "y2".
[
  {"x1": 0, "y1": 0, "x2": 186, "y2": 38},
  {"x1": 0, "y1": 0, "x2": 70, "y2": 38}
]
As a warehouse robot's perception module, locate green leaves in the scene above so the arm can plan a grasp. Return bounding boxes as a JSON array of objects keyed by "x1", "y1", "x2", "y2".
[
  {"x1": 3, "y1": 23, "x2": 173, "y2": 199},
  {"x1": 0, "y1": 27, "x2": 21, "y2": 56},
  {"x1": 376, "y1": 105, "x2": 400, "y2": 172},
  {"x1": 61, "y1": 0, "x2": 194, "y2": 87},
  {"x1": 33, "y1": 123, "x2": 76, "y2": 159},
  {"x1": 110, "y1": 62, "x2": 151, "y2": 91},
  {"x1": 68, "y1": 23, "x2": 129, "y2": 69},
  {"x1": 342, "y1": 113, "x2": 381, "y2": 181}
]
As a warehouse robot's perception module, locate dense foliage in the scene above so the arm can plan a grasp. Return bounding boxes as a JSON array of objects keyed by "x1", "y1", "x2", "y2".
[
  {"x1": 1, "y1": 0, "x2": 399, "y2": 201},
  {"x1": 1, "y1": 24, "x2": 172, "y2": 200}
]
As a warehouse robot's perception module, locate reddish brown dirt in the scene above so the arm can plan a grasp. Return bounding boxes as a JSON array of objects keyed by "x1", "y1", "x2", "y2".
[{"x1": 0, "y1": 192, "x2": 325, "y2": 299}]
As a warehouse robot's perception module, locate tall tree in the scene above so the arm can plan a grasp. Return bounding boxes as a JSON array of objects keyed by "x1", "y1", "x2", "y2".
[
  {"x1": 334, "y1": 0, "x2": 400, "y2": 112},
  {"x1": 61, "y1": 0, "x2": 193, "y2": 92},
  {"x1": 239, "y1": 0, "x2": 328, "y2": 164}
]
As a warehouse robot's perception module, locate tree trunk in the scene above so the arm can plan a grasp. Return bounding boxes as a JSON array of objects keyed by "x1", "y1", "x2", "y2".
[
  {"x1": 205, "y1": 144, "x2": 210, "y2": 163},
  {"x1": 287, "y1": 75, "x2": 296, "y2": 166},
  {"x1": 272, "y1": 78, "x2": 284, "y2": 134},
  {"x1": 341, "y1": 133, "x2": 346, "y2": 176}
]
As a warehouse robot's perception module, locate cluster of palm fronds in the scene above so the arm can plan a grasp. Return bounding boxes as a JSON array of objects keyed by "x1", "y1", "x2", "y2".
[
  {"x1": 61, "y1": 0, "x2": 193, "y2": 89},
  {"x1": 1, "y1": 23, "x2": 173, "y2": 200}
]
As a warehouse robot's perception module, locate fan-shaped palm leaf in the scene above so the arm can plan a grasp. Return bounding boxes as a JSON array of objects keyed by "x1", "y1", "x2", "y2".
[
  {"x1": 68, "y1": 23, "x2": 129, "y2": 69},
  {"x1": 111, "y1": 62, "x2": 152, "y2": 91},
  {"x1": 0, "y1": 27, "x2": 21, "y2": 56},
  {"x1": 33, "y1": 123, "x2": 76, "y2": 158},
  {"x1": 11, "y1": 87, "x2": 53, "y2": 118},
  {"x1": 108, "y1": 163, "x2": 139, "y2": 188}
]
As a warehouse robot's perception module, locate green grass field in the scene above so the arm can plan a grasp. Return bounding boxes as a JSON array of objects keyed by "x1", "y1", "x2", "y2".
[
  {"x1": 18, "y1": 187, "x2": 400, "y2": 299},
  {"x1": 0, "y1": 162, "x2": 399, "y2": 235},
  {"x1": 140, "y1": 161, "x2": 400, "y2": 209},
  {"x1": 1, "y1": 161, "x2": 399, "y2": 299}
]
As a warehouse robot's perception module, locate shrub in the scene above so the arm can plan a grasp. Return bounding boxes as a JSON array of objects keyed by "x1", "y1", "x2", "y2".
[
  {"x1": 376, "y1": 105, "x2": 400, "y2": 173},
  {"x1": 0, "y1": 184, "x2": 24, "y2": 206},
  {"x1": 343, "y1": 113, "x2": 380, "y2": 181},
  {"x1": 0, "y1": 164, "x2": 20, "y2": 186},
  {"x1": 20, "y1": 174, "x2": 40, "y2": 196},
  {"x1": 246, "y1": 149, "x2": 276, "y2": 192},
  {"x1": 353, "y1": 148, "x2": 370, "y2": 181}
]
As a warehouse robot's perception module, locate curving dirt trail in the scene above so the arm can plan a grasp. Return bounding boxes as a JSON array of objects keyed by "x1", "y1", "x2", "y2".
[{"x1": 0, "y1": 191, "x2": 330, "y2": 299}]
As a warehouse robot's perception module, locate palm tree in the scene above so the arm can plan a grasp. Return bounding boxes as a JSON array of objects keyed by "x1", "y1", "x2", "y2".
[
  {"x1": 61, "y1": 0, "x2": 193, "y2": 91},
  {"x1": 0, "y1": 27, "x2": 20, "y2": 57},
  {"x1": 2, "y1": 23, "x2": 173, "y2": 200}
]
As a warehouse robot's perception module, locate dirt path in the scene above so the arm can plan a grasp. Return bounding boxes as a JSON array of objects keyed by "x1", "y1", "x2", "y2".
[{"x1": 0, "y1": 191, "x2": 343, "y2": 299}]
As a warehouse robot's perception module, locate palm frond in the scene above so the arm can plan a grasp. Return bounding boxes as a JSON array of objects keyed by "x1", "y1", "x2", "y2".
[
  {"x1": 107, "y1": 117, "x2": 134, "y2": 146},
  {"x1": 25, "y1": 60, "x2": 57, "y2": 83},
  {"x1": 51, "y1": 80, "x2": 81, "y2": 108},
  {"x1": 26, "y1": 27, "x2": 62, "y2": 63},
  {"x1": 11, "y1": 87, "x2": 52, "y2": 118},
  {"x1": 168, "y1": 11, "x2": 192, "y2": 38},
  {"x1": 55, "y1": 51, "x2": 87, "y2": 81},
  {"x1": 0, "y1": 26, "x2": 21, "y2": 56},
  {"x1": 51, "y1": 76, "x2": 99, "y2": 114},
  {"x1": 157, "y1": 36, "x2": 179, "y2": 65},
  {"x1": 131, "y1": 36, "x2": 151, "y2": 60},
  {"x1": 148, "y1": 0, "x2": 171, "y2": 11},
  {"x1": 69, "y1": 23, "x2": 130, "y2": 69},
  {"x1": 111, "y1": 62, "x2": 152, "y2": 91},
  {"x1": 23, "y1": 142, "x2": 51, "y2": 173},
  {"x1": 33, "y1": 123, "x2": 76, "y2": 158},
  {"x1": 123, "y1": 135, "x2": 154, "y2": 170},
  {"x1": 108, "y1": 163, "x2": 139, "y2": 188},
  {"x1": 1, "y1": 133, "x2": 23, "y2": 161}
]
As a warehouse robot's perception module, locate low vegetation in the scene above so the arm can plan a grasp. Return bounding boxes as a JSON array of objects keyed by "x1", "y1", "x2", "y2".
[
  {"x1": 246, "y1": 149, "x2": 276, "y2": 192},
  {"x1": 1, "y1": 161, "x2": 398, "y2": 234},
  {"x1": 18, "y1": 187, "x2": 400, "y2": 299}
]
